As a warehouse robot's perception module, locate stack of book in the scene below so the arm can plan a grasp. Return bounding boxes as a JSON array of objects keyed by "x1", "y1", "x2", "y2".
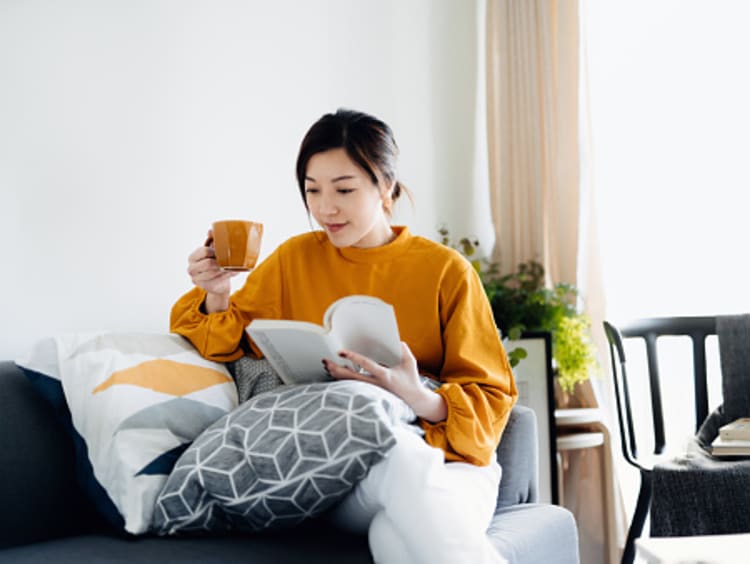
[{"x1": 710, "y1": 417, "x2": 750, "y2": 457}]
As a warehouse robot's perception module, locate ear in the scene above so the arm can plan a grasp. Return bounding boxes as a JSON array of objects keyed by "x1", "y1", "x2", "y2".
[
  {"x1": 381, "y1": 181, "x2": 395, "y2": 215},
  {"x1": 380, "y1": 179, "x2": 396, "y2": 200}
]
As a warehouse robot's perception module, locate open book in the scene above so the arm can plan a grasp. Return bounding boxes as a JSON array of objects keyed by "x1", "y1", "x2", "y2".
[{"x1": 245, "y1": 295, "x2": 402, "y2": 385}]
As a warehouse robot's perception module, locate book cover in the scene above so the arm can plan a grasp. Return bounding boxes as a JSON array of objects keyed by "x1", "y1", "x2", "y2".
[
  {"x1": 245, "y1": 295, "x2": 402, "y2": 385},
  {"x1": 719, "y1": 417, "x2": 750, "y2": 441}
]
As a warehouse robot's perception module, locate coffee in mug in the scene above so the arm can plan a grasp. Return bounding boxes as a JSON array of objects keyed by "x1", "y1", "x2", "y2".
[{"x1": 211, "y1": 220, "x2": 263, "y2": 271}]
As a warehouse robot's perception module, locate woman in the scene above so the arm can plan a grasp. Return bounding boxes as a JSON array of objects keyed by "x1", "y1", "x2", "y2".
[{"x1": 171, "y1": 109, "x2": 517, "y2": 564}]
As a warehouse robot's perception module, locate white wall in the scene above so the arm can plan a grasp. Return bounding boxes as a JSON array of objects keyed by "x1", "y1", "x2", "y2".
[{"x1": 0, "y1": 0, "x2": 492, "y2": 360}]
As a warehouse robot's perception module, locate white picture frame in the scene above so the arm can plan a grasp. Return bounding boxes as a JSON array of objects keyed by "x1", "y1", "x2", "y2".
[{"x1": 504, "y1": 332, "x2": 558, "y2": 504}]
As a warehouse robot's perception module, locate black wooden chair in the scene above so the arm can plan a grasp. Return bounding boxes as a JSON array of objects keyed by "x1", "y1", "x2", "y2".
[{"x1": 602, "y1": 317, "x2": 717, "y2": 564}]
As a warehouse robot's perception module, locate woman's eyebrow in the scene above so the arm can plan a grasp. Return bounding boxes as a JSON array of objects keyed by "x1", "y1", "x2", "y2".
[{"x1": 304, "y1": 174, "x2": 357, "y2": 183}]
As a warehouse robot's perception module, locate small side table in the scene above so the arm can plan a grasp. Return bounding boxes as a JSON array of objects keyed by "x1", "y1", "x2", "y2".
[{"x1": 556, "y1": 408, "x2": 618, "y2": 564}]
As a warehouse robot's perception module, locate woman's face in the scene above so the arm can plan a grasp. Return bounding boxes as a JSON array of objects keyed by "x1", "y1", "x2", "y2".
[{"x1": 304, "y1": 148, "x2": 393, "y2": 248}]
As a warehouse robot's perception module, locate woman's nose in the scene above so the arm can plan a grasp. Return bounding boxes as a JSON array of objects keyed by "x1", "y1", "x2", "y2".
[{"x1": 319, "y1": 193, "x2": 338, "y2": 215}]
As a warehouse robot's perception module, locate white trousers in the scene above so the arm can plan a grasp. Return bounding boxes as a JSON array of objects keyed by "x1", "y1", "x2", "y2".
[{"x1": 328, "y1": 426, "x2": 508, "y2": 564}]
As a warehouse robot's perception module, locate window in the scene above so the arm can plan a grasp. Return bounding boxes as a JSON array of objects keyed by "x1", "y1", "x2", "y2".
[
  {"x1": 583, "y1": 0, "x2": 750, "y2": 527},
  {"x1": 585, "y1": 0, "x2": 750, "y2": 321}
]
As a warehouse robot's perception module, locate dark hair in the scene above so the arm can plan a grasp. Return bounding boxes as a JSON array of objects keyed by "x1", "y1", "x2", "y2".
[{"x1": 295, "y1": 109, "x2": 408, "y2": 214}]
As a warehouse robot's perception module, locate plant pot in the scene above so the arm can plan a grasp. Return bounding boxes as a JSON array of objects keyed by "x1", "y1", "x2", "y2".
[{"x1": 553, "y1": 376, "x2": 585, "y2": 409}]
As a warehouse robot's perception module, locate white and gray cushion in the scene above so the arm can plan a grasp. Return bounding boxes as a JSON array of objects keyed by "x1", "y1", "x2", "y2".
[
  {"x1": 152, "y1": 379, "x2": 417, "y2": 535},
  {"x1": 13, "y1": 333, "x2": 238, "y2": 534}
]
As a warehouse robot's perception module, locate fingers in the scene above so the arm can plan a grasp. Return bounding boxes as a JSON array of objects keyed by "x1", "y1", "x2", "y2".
[
  {"x1": 330, "y1": 344, "x2": 414, "y2": 380},
  {"x1": 327, "y1": 345, "x2": 429, "y2": 416},
  {"x1": 188, "y1": 231, "x2": 219, "y2": 279},
  {"x1": 338, "y1": 350, "x2": 385, "y2": 376},
  {"x1": 324, "y1": 352, "x2": 380, "y2": 383},
  {"x1": 189, "y1": 263, "x2": 234, "y2": 284},
  {"x1": 189, "y1": 229, "x2": 216, "y2": 264},
  {"x1": 399, "y1": 341, "x2": 415, "y2": 361},
  {"x1": 187, "y1": 243, "x2": 234, "y2": 290},
  {"x1": 326, "y1": 360, "x2": 381, "y2": 386},
  {"x1": 193, "y1": 268, "x2": 234, "y2": 285},
  {"x1": 184, "y1": 229, "x2": 237, "y2": 295},
  {"x1": 187, "y1": 249, "x2": 218, "y2": 276},
  {"x1": 188, "y1": 245, "x2": 211, "y2": 265}
]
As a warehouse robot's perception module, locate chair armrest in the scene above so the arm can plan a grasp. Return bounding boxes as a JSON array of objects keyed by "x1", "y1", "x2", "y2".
[{"x1": 495, "y1": 404, "x2": 539, "y2": 507}]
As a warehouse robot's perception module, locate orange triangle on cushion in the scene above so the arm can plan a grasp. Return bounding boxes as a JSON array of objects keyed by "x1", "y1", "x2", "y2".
[{"x1": 92, "y1": 359, "x2": 232, "y2": 396}]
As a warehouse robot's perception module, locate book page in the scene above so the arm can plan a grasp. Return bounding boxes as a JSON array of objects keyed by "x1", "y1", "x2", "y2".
[
  {"x1": 324, "y1": 295, "x2": 402, "y2": 367},
  {"x1": 246, "y1": 321, "x2": 342, "y2": 385}
]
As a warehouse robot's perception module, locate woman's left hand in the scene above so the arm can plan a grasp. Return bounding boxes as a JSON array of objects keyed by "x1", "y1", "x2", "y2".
[{"x1": 324, "y1": 342, "x2": 447, "y2": 423}]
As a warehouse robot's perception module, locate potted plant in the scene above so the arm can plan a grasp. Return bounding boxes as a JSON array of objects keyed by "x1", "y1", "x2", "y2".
[{"x1": 439, "y1": 227, "x2": 597, "y2": 394}]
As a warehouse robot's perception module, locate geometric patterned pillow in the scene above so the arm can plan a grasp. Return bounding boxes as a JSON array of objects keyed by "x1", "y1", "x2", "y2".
[
  {"x1": 15, "y1": 332, "x2": 238, "y2": 535},
  {"x1": 152, "y1": 379, "x2": 416, "y2": 536}
]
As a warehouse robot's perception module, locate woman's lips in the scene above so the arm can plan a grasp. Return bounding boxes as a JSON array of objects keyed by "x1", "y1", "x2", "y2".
[{"x1": 325, "y1": 223, "x2": 347, "y2": 233}]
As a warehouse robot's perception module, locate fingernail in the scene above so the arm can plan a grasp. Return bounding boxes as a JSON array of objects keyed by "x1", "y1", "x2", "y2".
[{"x1": 338, "y1": 352, "x2": 347, "y2": 358}]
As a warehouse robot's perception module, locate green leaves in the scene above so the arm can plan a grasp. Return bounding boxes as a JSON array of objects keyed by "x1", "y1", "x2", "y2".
[
  {"x1": 553, "y1": 315, "x2": 598, "y2": 393},
  {"x1": 507, "y1": 326, "x2": 524, "y2": 341},
  {"x1": 507, "y1": 347, "x2": 527, "y2": 368},
  {"x1": 484, "y1": 261, "x2": 597, "y2": 393},
  {"x1": 438, "y1": 226, "x2": 597, "y2": 394}
]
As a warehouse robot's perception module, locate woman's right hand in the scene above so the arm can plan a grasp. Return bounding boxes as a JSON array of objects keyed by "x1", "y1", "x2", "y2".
[{"x1": 186, "y1": 230, "x2": 236, "y2": 310}]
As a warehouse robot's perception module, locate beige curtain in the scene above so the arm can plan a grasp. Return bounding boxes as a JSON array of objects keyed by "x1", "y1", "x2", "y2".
[
  {"x1": 485, "y1": 0, "x2": 579, "y2": 286},
  {"x1": 485, "y1": 1, "x2": 624, "y2": 563}
]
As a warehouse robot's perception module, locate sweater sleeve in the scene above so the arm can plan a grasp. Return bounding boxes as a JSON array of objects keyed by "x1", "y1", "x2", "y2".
[
  {"x1": 419, "y1": 264, "x2": 518, "y2": 466},
  {"x1": 170, "y1": 249, "x2": 284, "y2": 362}
]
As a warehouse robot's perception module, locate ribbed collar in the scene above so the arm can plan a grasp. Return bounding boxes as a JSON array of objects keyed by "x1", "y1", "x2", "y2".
[{"x1": 334, "y1": 225, "x2": 412, "y2": 263}]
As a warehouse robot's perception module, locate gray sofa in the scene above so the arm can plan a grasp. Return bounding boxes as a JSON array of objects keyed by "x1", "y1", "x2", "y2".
[{"x1": 0, "y1": 360, "x2": 579, "y2": 563}]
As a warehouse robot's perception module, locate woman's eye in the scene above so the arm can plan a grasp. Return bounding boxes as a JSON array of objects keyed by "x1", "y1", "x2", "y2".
[
  {"x1": 337, "y1": 188, "x2": 355, "y2": 194},
  {"x1": 305, "y1": 188, "x2": 319, "y2": 194}
]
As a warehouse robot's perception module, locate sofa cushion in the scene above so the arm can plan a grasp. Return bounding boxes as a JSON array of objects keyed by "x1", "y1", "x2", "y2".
[
  {"x1": 15, "y1": 333, "x2": 238, "y2": 535},
  {"x1": 489, "y1": 503, "x2": 580, "y2": 564},
  {"x1": 153, "y1": 379, "x2": 416, "y2": 535},
  {"x1": 0, "y1": 526, "x2": 372, "y2": 564}
]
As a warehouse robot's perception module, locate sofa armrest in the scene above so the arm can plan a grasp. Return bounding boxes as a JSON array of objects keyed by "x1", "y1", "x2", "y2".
[
  {"x1": 0, "y1": 361, "x2": 100, "y2": 548},
  {"x1": 495, "y1": 404, "x2": 539, "y2": 508}
]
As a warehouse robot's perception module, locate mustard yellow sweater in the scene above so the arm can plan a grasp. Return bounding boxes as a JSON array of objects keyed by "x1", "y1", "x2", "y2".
[{"x1": 171, "y1": 226, "x2": 517, "y2": 466}]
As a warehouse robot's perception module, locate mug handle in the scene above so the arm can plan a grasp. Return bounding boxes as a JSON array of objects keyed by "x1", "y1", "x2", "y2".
[{"x1": 204, "y1": 230, "x2": 215, "y2": 256}]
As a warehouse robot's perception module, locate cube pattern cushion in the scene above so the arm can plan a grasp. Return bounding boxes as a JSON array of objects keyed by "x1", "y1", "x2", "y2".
[{"x1": 153, "y1": 380, "x2": 416, "y2": 535}]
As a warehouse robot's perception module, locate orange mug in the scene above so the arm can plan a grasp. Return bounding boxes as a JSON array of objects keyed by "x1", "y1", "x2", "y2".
[{"x1": 211, "y1": 220, "x2": 263, "y2": 271}]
